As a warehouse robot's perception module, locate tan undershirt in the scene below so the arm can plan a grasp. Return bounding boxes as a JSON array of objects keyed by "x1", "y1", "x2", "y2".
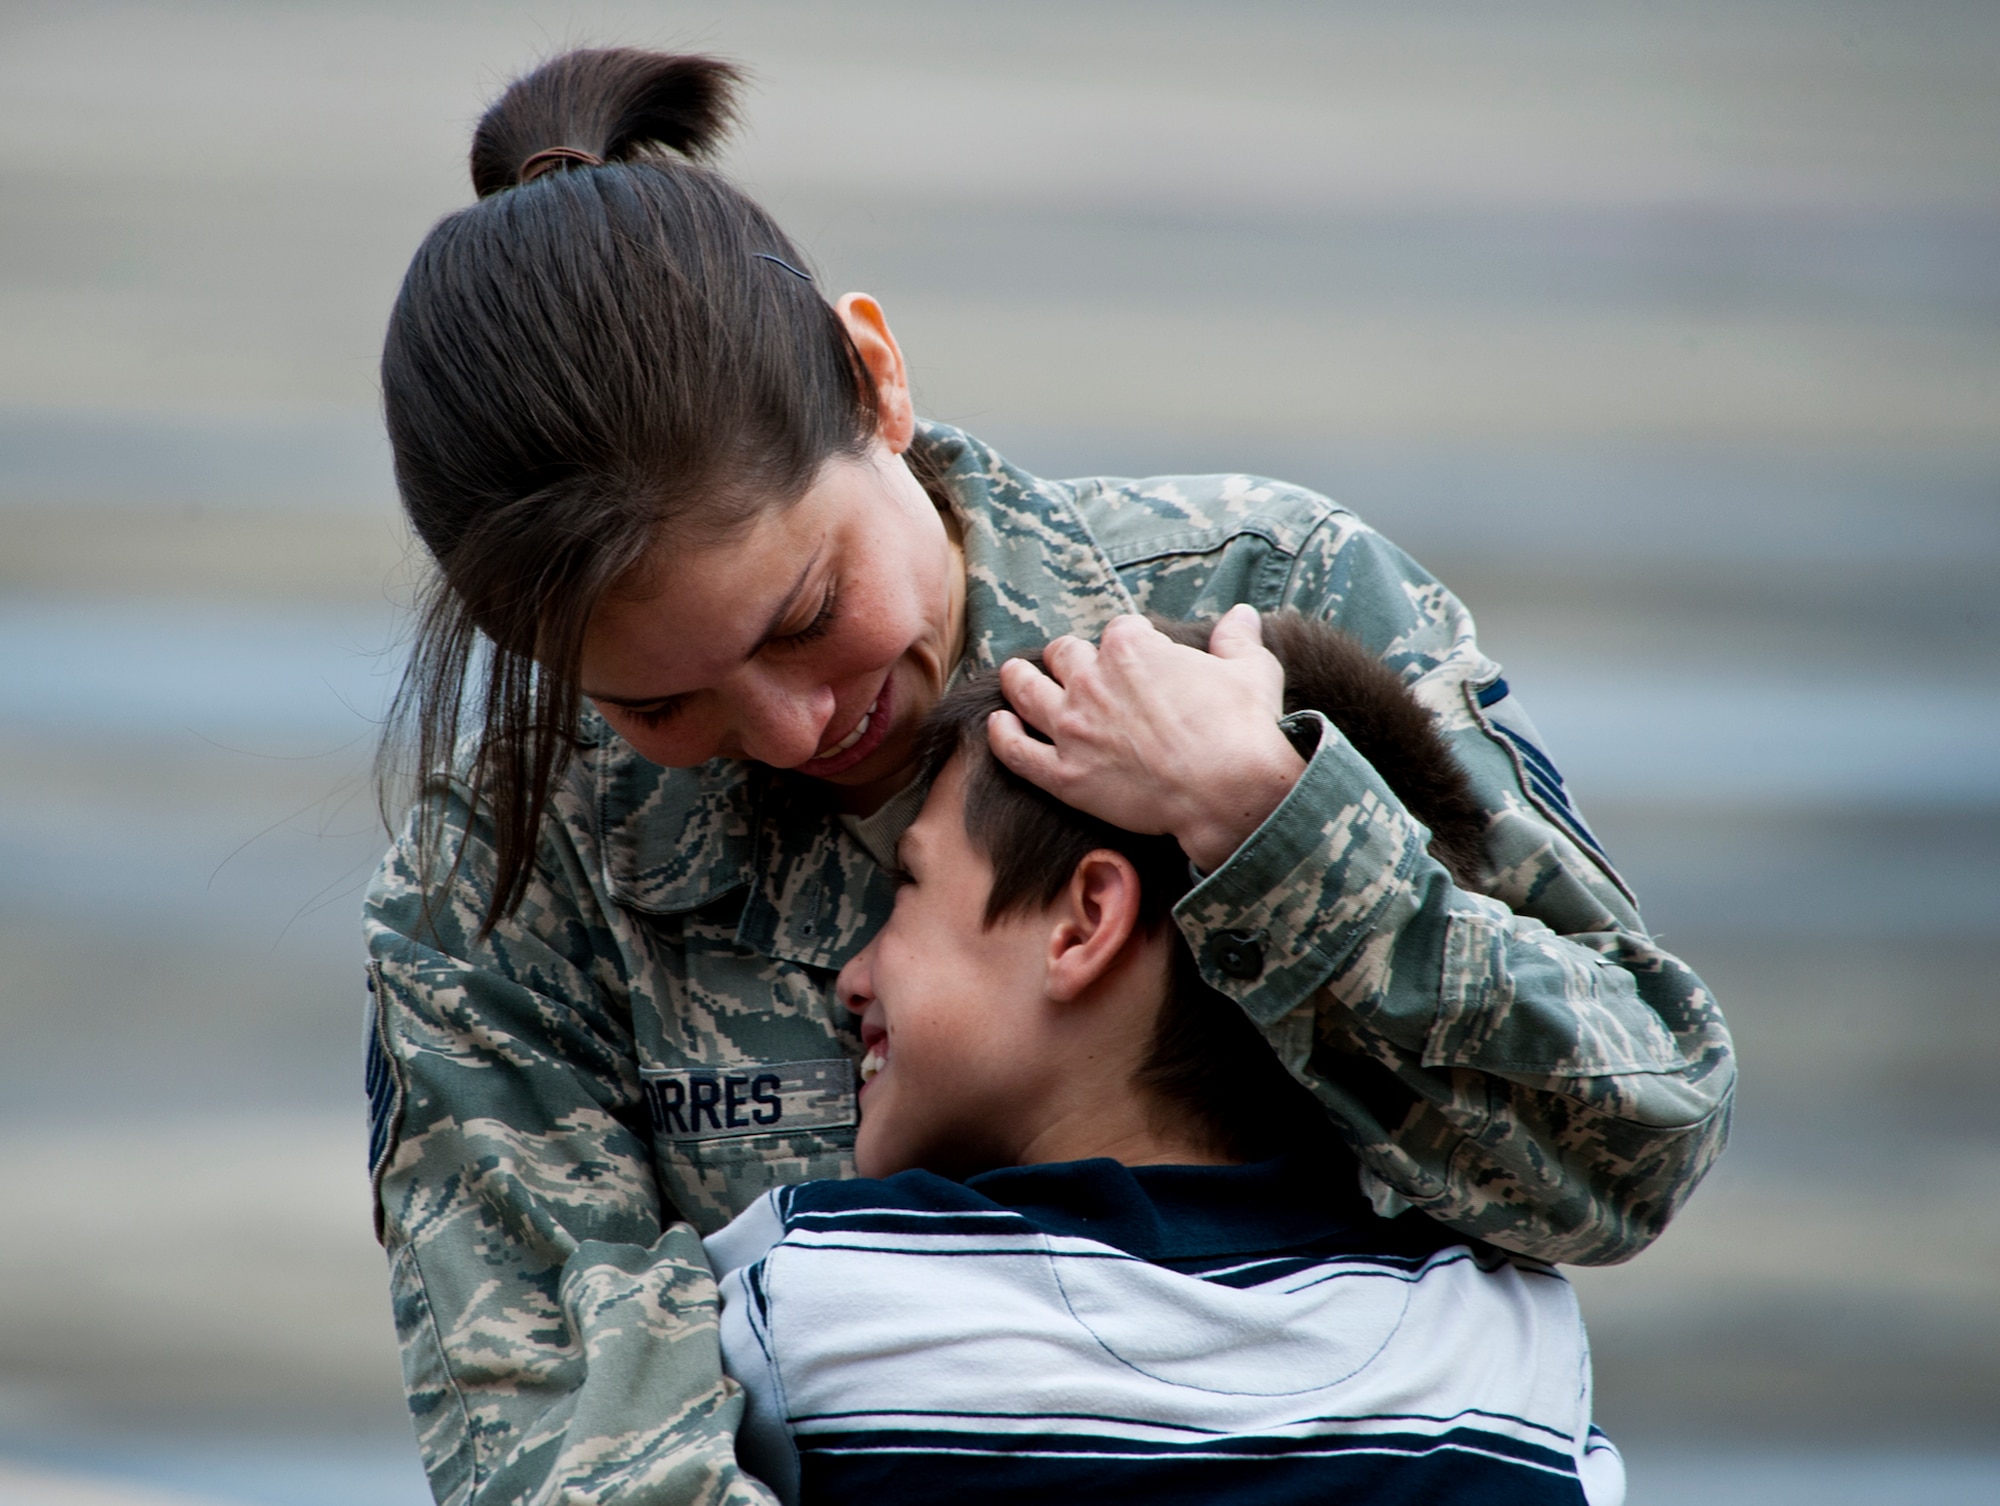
[{"x1": 836, "y1": 775, "x2": 934, "y2": 872}]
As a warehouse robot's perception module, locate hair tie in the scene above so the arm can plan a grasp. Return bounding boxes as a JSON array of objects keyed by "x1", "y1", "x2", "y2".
[
  {"x1": 753, "y1": 252, "x2": 814, "y2": 283},
  {"x1": 518, "y1": 147, "x2": 605, "y2": 184}
]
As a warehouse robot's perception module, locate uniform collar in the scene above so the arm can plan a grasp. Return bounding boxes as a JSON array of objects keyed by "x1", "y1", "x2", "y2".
[
  {"x1": 592, "y1": 424, "x2": 1137, "y2": 964},
  {"x1": 930, "y1": 422, "x2": 1139, "y2": 669}
]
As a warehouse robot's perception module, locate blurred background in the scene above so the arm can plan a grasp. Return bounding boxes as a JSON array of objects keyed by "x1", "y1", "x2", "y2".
[{"x1": 1, "y1": 1, "x2": 1995, "y2": 1502}]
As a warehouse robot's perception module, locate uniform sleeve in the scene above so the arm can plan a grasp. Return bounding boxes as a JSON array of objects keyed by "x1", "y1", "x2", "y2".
[
  {"x1": 1171, "y1": 515, "x2": 1735, "y2": 1266},
  {"x1": 365, "y1": 774, "x2": 780, "y2": 1506}
]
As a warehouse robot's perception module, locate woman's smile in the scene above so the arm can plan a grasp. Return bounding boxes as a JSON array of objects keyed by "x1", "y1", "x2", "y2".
[{"x1": 797, "y1": 679, "x2": 892, "y2": 779}]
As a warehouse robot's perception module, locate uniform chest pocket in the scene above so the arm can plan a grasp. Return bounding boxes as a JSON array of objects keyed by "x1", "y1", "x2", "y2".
[{"x1": 643, "y1": 1058, "x2": 859, "y2": 1235}]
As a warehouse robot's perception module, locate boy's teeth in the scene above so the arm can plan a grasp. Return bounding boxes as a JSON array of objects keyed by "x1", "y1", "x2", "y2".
[{"x1": 859, "y1": 1047, "x2": 884, "y2": 1084}]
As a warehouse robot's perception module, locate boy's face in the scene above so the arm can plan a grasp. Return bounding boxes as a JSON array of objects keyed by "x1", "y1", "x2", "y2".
[{"x1": 837, "y1": 756, "x2": 1056, "y2": 1179}]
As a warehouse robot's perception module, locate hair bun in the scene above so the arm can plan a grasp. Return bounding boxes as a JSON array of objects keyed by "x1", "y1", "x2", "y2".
[{"x1": 470, "y1": 48, "x2": 743, "y2": 198}]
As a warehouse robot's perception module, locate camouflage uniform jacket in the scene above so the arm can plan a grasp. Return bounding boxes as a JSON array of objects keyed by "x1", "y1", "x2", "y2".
[{"x1": 365, "y1": 423, "x2": 1733, "y2": 1506}]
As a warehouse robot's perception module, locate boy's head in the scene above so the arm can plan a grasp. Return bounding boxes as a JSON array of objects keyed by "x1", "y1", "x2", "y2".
[
  {"x1": 835, "y1": 611, "x2": 1485, "y2": 1182},
  {"x1": 834, "y1": 751, "x2": 1195, "y2": 1179}
]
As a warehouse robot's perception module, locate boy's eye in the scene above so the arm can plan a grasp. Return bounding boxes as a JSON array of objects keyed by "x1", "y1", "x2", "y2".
[{"x1": 881, "y1": 862, "x2": 913, "y2": 889}]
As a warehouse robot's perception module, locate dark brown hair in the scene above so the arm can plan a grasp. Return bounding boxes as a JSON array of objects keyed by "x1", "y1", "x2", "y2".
[
  {"x1": 379, "y1": 49, "x2": 879, "y2": 930},
  {"x1": 919, "y1": 611, "x2": 1487, "y2": 1163}
]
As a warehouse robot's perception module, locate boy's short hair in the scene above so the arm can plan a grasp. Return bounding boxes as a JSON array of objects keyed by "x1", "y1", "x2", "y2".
[{"x1": 916, "y1": 611, "x2": 1487, "y2": 1163}]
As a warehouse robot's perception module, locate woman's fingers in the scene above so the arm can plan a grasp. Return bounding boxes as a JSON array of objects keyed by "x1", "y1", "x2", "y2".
[
  {"x1": 987, "y1": 609, "x2": 1305, "y2": 867},
  {"x1": 998, "y1": 628, "x2": 1127, "y2": 740},
  {"x1": 1206, "y1": 602, "x2": 1264, "y2": 658},
  {"x1": 1206, "y1": 602, "x2": 1287, "y2": 703},
  {"x1": 986, "y1": 706, "x2": 1063, "y2": 785},
  {"x1": 1037, "y1": 632, "x2": 1097, "y2": 683},
  {"x1": 995, "y1": 654, "x2": 1067, "y2": 735}
]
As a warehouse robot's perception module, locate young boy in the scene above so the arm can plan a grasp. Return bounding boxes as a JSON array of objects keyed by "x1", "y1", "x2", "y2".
[{"x1": 705, "y1": 615, "x2": 1625, "y2": 1506}]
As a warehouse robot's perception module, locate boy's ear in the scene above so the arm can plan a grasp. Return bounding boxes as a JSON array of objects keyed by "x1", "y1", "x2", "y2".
[{"x1": 1044, "y1": 849, "x2": 1146, "y2": 1003}]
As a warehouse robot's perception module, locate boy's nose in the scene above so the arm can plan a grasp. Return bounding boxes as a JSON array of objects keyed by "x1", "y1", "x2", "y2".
[{"x1": 835, "y1": 944, "x2": 875, "y2": 1017}]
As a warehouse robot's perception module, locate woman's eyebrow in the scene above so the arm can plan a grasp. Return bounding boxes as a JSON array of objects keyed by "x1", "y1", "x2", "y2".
[{"x1": 747, "y1": 548, "x2": 823, "y2": 653}]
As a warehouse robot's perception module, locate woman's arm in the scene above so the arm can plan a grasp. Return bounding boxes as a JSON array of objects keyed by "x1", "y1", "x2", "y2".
[
  {"x1": 1168, "y1": 699, "x2": 1732, "y2": 1266},
  {"x1": 367, "y1": 777, "x2": 780, "y2": 1506},
  {"x1": 990, "y1": 523, "x2": 1733, "y2": 1266}
]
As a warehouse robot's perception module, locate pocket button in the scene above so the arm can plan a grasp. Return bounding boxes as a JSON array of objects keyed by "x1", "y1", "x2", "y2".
[{"x1": 1205, "y1": 928, "x2": 1267, "y2": 981}]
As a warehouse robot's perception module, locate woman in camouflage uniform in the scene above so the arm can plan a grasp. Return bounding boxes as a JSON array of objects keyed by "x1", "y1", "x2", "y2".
[{"x1": 365, "y1": 48, "x2": 1732, "y2": 1506}]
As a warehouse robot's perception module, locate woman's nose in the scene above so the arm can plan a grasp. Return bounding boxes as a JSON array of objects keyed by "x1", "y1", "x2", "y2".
[{"x1": 728, "y1": 676, "x2": 836, "y2": 769}]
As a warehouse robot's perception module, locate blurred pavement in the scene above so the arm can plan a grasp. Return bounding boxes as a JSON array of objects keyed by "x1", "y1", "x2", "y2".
[{"x1": 1, "y1": 3, "x2": 1995, "y2": 1502}]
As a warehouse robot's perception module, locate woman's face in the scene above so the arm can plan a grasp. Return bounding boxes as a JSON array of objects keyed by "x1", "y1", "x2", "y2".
[{"x1": 579, "y1": 439, "x2": 964, "y2": 811}]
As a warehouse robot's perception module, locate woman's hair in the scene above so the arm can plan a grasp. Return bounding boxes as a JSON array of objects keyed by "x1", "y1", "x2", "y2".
[
  {"x1": 380, "y1": 48, "x2": 879, "y2": 930},
  {"x1": 917, "y1": 611, "x2": 1489, "y2": 1163}
]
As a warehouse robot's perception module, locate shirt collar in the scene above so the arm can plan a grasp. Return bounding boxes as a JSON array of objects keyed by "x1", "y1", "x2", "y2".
[{"x1": 963, "y1": 1155, "x2": 1395, "y2": 1263}]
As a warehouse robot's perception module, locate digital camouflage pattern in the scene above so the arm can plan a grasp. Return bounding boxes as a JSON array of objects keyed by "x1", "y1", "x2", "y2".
[{"x1": 365, "y1": 423, "x2": 1734, "y2": 1505}]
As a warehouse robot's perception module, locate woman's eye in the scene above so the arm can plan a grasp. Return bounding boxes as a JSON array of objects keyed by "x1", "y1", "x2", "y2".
[
  {"x1": 625, "y1": 700, "x2": 684, "y2": 729},
  {"x1": 777, "y1": 584, "x2": 838, "y2": 647}
]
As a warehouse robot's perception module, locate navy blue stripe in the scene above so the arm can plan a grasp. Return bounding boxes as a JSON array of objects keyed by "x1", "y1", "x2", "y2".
[
  {"x1": 1476, "y1": 676, "x2": 1510, "y2": 709},
  {"x1": 364, "y1": 1009, "x2": 396, "y2": 1176},
  {"x1": 1524, "y1": 769, "x2": 1577, "y2": 820},
  {"x1": 1200, "y1": 1248, "x2": 1555, "y2": 1295},
  {"x1": 794, "y1": 1407, "x2": 1229, "y2": 1436},
  {"x1": 1184, "y1": 1252, "x2": 1432, "y2": 1288},
  {"x1": 788, "y1": 1241, "x2": 1135, "y2": 1261},
  {"x1": 799, "y1": 1432, "x2": 1588, "y2": 1506},
  {"x1": 788, "y1": 1209, "x2": 1032, "y2": 1237},
  {"x1": 1525, "y1": 769, "x2": 1591, "y2": 832},
  {"x1": 787, "y1": 1218, "x2": 1461, "y2": 1269},
  {"x1": 1518, "y1": 758, "x2": 1567, "y2": 806},
  {"x1": 1492, "y1": 726, "x2": 1610, "y2": 859},
  {"x1": 1275, "y1": 1406, "x2": 1580, "y2": 1449},
  {"x1": 1178, "y1": 1241, "x2": 1453, "y2": 1274},
  {"x1": 1495, "y1": 724, "x2": 1567, "y2": 792},
  {"x1": 790, "y1": 1207, "x2": 1024, "y2": 1223},
  {"x1": 1279, "y1": 1247, "x2": 1477, "y2": 1294},
  {"x1": 799, "y1": 1424, "x2": 1575, "y2": 1469},
  {"x1": 792, "y1": 1406, "x2": 1578, "y2": 1450},
  {"x1": 785, "y1": 1240, "x2": 1463, "y2": 1283},
  {"x1": 1192, "y1": 1257, "x2": 1328, "y2": 1288}
]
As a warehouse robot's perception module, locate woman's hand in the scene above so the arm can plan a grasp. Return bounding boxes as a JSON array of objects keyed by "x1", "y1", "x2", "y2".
[{"x1": 988, "y1": 604, "x2": 1306, "y2": 873}]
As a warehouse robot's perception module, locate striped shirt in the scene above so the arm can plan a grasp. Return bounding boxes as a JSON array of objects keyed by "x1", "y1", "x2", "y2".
[{"x1": 707, "y1": 1157, "x2": 1625, "y2": 1505}]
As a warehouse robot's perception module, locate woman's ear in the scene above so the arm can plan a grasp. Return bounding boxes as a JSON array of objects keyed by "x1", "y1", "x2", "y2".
[
  {"x1": 835, "y1": 292, "x2": 916, "y2": 454},
  {"x1": 1044, "y1": 849, "x2": 1146, "y2": 1004}
]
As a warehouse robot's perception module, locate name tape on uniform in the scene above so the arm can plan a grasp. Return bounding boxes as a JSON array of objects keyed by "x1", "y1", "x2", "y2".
[{"x1": 641, "y1": 1058, "x2": 857, "y2": 1142}]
